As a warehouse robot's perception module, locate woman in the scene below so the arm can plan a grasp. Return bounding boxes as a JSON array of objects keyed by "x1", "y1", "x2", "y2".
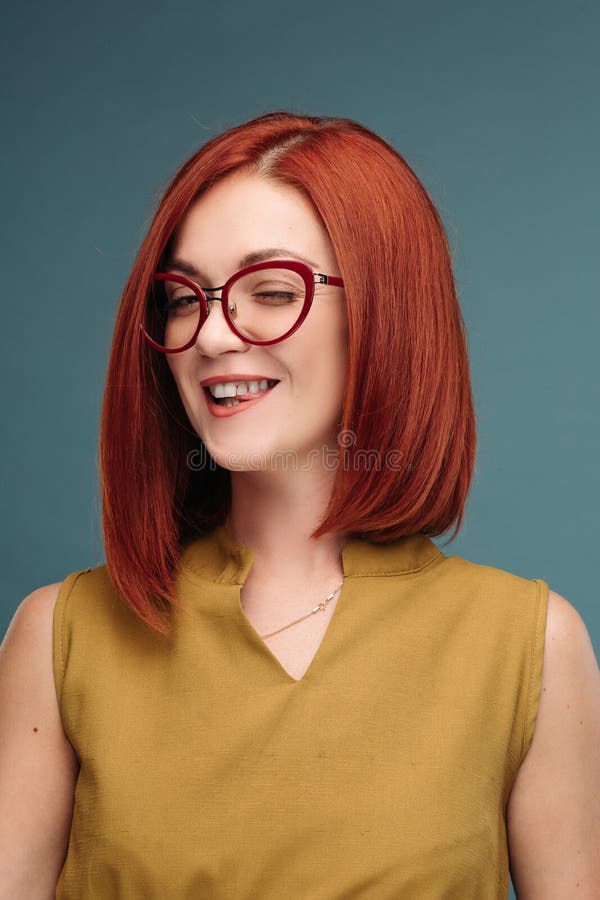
[{"x1": 1, "y1": 111, "x2": 599, "y2": 899}]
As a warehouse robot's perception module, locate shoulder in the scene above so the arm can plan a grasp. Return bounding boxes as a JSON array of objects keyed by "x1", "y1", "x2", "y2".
[
  {"x1": 1, "y1": 582, "x2": 63, "y2": 658},
  {"x1": 442, "y1": 552, "x2": 535, "y2": 589},
  {"x1": 1, "y1": 569, "x2": 106, "y2": 697},
  {"x1": 544, "y1": 587, "x2": 593, "y2": 645},
  {"x1": 507, "y1": 589, "x2": 600, "y2": 896},
  {"x1": 15, "y1": 581, "x2": 62, "y2": 615},
  {"x1": 0, "y1": 580, "x2": 74, "y2": 762},
  {"x1": 537, "y1": 588, "x2": 600, "y2": 740},
  {"x1": 4, "y1": 570, "x2": 100, "y2": 643},
  {"x1": 538, "y1": 589, "x2": 600, "y2": 729},
  {"x1": 0, "y1": 582, "x2": 66, "y2": 708},
  {"x1": 536, "y1": 589, "x2": 600, "y2": 721},
  {"x1": 434, "y1": 553, "x2": 545, "y2": 622}
]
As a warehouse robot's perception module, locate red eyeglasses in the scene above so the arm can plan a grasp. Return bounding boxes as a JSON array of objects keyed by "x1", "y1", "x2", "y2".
[{"x1": 140, "y1": 259, "x2": 345, "y2": 351}]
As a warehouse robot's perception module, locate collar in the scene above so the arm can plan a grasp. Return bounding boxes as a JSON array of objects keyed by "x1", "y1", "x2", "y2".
[{"x1": 180, "y1": 522, "x2": 445, "y2": 585}]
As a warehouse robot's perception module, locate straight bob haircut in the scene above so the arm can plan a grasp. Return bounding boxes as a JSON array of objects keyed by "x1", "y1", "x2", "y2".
[{"x1": 99, "y1": 110, "x2": 476, "y2": 638}]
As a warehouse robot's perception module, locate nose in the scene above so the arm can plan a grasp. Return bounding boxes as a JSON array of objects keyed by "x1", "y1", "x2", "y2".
[{"x1": 193, "y1": 294, "x2": 248, "y2": 357}]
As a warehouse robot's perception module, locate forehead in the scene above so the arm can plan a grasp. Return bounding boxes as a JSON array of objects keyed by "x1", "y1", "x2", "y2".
[{"x1": 171, "y1": 171, "x2": 335, "y2": 273}]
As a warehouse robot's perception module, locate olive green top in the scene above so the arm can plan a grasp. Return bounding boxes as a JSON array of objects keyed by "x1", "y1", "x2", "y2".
[{"x1": 53, "y1": 523, "x2": 548, "y2": 899}]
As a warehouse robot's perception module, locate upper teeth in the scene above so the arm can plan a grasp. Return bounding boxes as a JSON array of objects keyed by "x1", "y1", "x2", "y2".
[{"x1": 209, "y1": 379, "x2": 274, "y2": 398}]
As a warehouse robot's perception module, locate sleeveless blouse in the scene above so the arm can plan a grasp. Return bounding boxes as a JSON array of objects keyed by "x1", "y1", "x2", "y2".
[{"x1": 52, "y1": 523, "x2": 548, "y2": 898}]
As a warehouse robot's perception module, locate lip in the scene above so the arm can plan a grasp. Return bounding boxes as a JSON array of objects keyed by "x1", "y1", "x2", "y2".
[
  {"x1": 200, "y1": 374, "x2": 280, "y2": 387},
  {"x1": 202, "y1": 378, "x2": 279, "y2": 418}
]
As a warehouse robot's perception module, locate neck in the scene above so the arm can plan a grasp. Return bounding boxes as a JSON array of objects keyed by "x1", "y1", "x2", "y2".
[{"x1": 225, "y1": 465, "x2": 348, "y2": 583}]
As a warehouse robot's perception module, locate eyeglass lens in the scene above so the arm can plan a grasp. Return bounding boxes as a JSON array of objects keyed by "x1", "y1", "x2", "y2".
[{"x1": 145, "y1": 266, "x2": 308, "y2": 349}]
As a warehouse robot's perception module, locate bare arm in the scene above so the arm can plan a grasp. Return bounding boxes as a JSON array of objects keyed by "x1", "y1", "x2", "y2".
[
  {"x1": 0, "y1": 583, "x2": 79, "y2": 898},
  {"x1": 507, "y1": 589, "x2": 600, "y2": 898}
]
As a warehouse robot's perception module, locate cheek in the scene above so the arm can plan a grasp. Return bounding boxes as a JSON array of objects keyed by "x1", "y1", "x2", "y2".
[
  {"x1": 166, "y1": 359, "x2": 198, "y2": 419},
  {"x1": 166, "y1": 361, "x2": 184, "y2": 402},
  {"x1": 300, "y1": 321, "x2": 348, "y2": 418},
  {"x1": 325, "y1": 317, "x2": 349, "y2": 397},
  {"x1": 166, "y1": 354, "x2": 194, "y2": 392}
]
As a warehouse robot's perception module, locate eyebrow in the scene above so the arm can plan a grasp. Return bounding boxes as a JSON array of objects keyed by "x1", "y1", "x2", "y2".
[{"x1": 164, "y1": 247, "x2": 319, "y2": 282}]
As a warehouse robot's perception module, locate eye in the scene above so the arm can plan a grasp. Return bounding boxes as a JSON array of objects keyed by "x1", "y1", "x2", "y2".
[
  {"x1": 252, "y1": 289, "x2": 298, "y2": 305},
  {"x1": 165, "y1": 293, "x2": 199, "y2": 315}
]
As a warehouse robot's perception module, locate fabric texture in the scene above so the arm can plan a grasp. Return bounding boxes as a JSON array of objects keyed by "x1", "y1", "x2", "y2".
[{"x1": 53, "y1": 523, "x2": 548, "y2": 899}]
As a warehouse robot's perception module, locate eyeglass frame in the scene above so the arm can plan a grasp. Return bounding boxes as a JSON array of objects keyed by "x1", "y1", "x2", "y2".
[{"x1": 140, "y1": 259, "x2": 345, "y2": 352}]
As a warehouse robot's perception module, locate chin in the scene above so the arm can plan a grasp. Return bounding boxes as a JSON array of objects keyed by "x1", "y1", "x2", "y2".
[
  {"x1": 200, "y1": 442, "x2": 280, "y2": 473},
  {"x1": 199, "y1": 426, "x2": 340, "y2": 475}
]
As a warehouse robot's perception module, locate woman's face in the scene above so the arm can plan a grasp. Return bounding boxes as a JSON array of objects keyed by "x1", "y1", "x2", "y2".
[{"x1": 165, "y1": 170, "x2": 348, "y2": 471}]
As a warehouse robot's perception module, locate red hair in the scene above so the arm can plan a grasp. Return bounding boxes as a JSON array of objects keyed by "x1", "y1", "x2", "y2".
[{"x1": 100, "y1": 111, "x2": 476, "y2": 637}]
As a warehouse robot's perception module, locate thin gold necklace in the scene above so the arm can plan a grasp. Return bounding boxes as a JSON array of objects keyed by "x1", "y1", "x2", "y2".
[
  {"x1": 227, "y1": 520, "x2": 344, "y2": 639},
  {"x1": 254, "y1": 582, "x2": 345, "y2": 640}
]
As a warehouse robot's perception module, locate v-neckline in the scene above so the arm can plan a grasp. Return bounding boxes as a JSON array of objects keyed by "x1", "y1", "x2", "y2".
[
  {"x1": 179, "y1": 521, "x2": 445, "y2": 686},
  {"x1": 234, "y1": 576, "x2": 348, "y2": 685}
]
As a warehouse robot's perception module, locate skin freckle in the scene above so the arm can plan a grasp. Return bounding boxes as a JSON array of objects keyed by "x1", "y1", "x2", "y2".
[{"x1": 33, "y1": 727, "x2": 38, "y2": 732}]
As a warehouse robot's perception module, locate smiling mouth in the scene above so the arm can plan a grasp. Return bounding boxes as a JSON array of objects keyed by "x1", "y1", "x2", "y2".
[{"x1": 204, "y1": 379, "x2": 280, "y2": 407}]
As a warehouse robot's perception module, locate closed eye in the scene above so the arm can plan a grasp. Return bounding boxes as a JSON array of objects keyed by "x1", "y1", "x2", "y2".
[
  {"x1": 166, "y1": 294, "x2": 199, "y2": 314},
  {"x1": 252, "y1": 291, "x2": 299, "y2": 304}
]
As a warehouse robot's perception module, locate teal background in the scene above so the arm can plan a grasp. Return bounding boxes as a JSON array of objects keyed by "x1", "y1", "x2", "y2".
[{"x1": 1, "y1": 2, "x2": 598, "y2": 894}]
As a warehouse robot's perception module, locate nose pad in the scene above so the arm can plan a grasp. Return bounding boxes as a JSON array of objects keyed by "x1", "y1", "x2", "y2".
[
  {"x1": 195, "y1": 296, "x2": 246, "y2": 352},
  {"x1": 205, "y1": 298, "x2": 237, "y2": 321}
]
